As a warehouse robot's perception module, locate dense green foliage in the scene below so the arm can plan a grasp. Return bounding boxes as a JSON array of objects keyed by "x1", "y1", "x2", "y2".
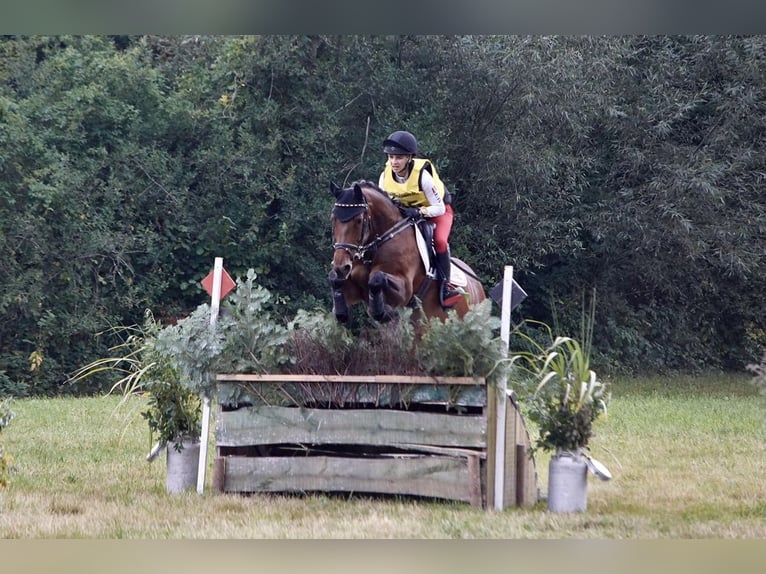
[{"x1": 1, "y1": 35, "x2": 765, "y2": 396}]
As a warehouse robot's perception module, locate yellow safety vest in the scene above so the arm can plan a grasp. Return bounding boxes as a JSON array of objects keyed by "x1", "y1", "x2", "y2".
[{"x1": 382, "y1": 158, "x2": 446, "y2": 208}]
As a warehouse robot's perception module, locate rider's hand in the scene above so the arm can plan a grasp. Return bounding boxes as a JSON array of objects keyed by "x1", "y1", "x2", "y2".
[{"x1": 403, "y1": 207, "x2": 421, "y2": 220}]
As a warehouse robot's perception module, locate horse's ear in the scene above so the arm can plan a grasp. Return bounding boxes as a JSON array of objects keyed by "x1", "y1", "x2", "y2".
[{"x1": 330, "y1": 181, "x2": 342, "y2": 199}]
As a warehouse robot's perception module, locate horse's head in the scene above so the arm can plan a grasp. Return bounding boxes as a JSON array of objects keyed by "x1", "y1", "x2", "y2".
[
  {"x1": 329, "y1": 180, "x2": 404, "y2": 281},
  {"x1": 329, "y1": 182, "x2": 372, "y2": 282}
]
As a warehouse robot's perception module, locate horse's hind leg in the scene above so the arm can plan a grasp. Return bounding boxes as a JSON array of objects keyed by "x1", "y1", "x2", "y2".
[{"x1": 368, "y1": 271, "x2": 398, "y2": 323}]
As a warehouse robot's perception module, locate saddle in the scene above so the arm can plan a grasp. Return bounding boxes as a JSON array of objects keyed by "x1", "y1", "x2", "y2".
[{"x1": 413, "y1": 221, "x2": 468, "y2": 288}]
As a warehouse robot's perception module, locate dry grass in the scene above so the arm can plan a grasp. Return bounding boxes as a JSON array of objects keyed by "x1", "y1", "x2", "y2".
[{"x1": 0, "y1": 373, "x2": 763, "y2": 538}]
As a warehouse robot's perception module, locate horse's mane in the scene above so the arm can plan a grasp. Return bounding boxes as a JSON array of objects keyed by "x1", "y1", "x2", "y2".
[
  {"x1": 350, "y1": 179, "x2": 387, "y2": 198},
  {"x1": 332, "y1": 179, "x2": 404, "y2": 223},
  {"x1": 350, "y1": 180, "x2": 404, "y2": 209}
]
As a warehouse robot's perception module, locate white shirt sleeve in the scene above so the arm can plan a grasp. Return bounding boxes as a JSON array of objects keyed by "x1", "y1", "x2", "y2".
[{"x1": 419, "y1": 169, "x2": 446, "y2": 218}]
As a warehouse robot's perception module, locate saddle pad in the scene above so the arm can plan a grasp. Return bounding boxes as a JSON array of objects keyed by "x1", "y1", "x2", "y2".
[
  {"x1": 414, "y1": 226, "x2": 436, "y2": 279},
  {"x1": 450, "y1": 264, "x2": 468, "y2": 287},
  {"x1": 414, "y1": 226, "x2": 468, "y2": 287}
]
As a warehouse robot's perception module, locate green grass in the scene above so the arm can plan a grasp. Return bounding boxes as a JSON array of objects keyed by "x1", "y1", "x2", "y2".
[{"x1": 0, "y1": 373, "x2": 764, "y2": 538}]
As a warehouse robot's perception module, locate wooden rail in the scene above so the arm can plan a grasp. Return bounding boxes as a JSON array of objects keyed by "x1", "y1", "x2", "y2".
[
  {"x1": 216, "y1": 373, "x2": 484, "y2": 385},
  {"x1": 212, "y1": 375, "x2": 538, "y2": 509}
]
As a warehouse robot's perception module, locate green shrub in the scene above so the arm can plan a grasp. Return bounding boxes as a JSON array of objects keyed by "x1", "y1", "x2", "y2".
[
  {"x1": 418, "y1": 299, "x2": 503, "y2": 379},
  {"x1": 217, "y1": 269, "x2": 290, "y2": 375}
]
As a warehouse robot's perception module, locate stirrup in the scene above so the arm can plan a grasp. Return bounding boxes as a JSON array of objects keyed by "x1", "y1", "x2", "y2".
[{"x1": 440, "y1": 282, "x2": 466, "y2": 308}]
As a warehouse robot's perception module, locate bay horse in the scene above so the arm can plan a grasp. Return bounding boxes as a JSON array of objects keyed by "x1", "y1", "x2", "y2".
[{"x1": 328, "y1": 180, "x2": 486, "y2": 325}]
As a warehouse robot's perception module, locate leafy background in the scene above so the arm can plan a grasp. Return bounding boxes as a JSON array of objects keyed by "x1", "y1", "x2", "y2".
[{"x1": 1, "y1": 35, "x2": 765, "y2": 395}]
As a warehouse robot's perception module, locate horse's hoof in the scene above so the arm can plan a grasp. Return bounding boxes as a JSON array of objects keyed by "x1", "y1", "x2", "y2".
[{"x1": 334, "y1": 313, "x2": 349, "y2": 324}]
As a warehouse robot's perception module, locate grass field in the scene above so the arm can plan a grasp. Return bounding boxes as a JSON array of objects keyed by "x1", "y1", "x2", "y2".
[{"x1": 0, "y1": 373, "x2": 764, "y2": 539}]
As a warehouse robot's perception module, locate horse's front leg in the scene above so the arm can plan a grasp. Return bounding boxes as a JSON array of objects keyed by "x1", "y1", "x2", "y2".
[
  {"x1": 368, "y1": 270, "x2": 409, "y2": 323},
  {"x1": 328, "y1": 264, "x2": 368, "y2": 325},
  {"x1": 328, "y1": 270, "x2": 350, "y2": 324}
]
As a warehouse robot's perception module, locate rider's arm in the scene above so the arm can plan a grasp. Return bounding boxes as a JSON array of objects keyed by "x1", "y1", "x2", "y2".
[{"x1": 418, "y1": 169, "x2": 446, "y2": 218}]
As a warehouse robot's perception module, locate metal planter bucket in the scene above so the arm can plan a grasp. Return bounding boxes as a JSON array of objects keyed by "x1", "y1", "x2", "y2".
[
  {"x1": 547, "y1": 450, "x2": 588, "y2": 512},
  {"x1": 166, "y1": 436, "x2": 200, "y2": 494}
]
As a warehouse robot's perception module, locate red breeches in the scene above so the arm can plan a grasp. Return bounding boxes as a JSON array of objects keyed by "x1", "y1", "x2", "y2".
[{"x1": 431, "y1": 204, "x2": 453, "y2": 253}]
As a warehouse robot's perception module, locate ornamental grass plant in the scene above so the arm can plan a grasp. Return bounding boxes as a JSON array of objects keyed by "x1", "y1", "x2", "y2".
[
  {"x1": 510, "y1": 321, "x2": 609, "y2": 454},
  {"x1": 509, "y1": 291, "x2": 608, "y2": 456},
  {"x1": 67, "y1": 310, "x2": 203, "y2": 453}
]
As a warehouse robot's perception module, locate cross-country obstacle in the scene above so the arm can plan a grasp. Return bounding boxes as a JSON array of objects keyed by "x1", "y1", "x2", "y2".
[{"x1": 212, "y1": 374, "x2": 538, "y2": 509}]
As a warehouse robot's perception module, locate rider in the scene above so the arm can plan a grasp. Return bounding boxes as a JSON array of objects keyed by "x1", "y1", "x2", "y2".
[{"x1": 378, "y1": 130, "x2": 465, "y2": 307}]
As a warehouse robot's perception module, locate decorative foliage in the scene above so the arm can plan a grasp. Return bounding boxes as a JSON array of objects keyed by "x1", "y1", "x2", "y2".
[
  {"x1": 217, "y1": 269, "x2": 291, "y2": 375},
  {"x1": 214, "y1": 278, "x2": 505, "y2": 408},
  {"x1": 153, "y1": 303, "x2": 225, "y2": 400},
  {"x1": 418, "y1": 300, "x2": 503, "y2": 379},
  {"x1": 67, "y1": 310, "x2": 202, "y2": 452},
  {"x1": 285, "y1": 308, "x2": 372, "y2": 375},
  {"x1": 280, "y1": 300, "x2": 503, "y2": 380},
  {"x1": 510, "y1": 319, "x2": 609, "y2": 454},
  {"x1": 141, "y1": 376, "x2": 201, "y2": 453}
]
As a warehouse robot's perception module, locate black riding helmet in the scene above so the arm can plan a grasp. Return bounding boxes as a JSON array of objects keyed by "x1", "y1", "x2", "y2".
[{"x1": 382, "y1": 130, "x2": 418, "y2": 155}]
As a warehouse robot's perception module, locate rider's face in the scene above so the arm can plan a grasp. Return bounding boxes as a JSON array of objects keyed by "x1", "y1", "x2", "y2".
[{"x1": 387, "y1": 154, "x2": 411, "y2": 177}]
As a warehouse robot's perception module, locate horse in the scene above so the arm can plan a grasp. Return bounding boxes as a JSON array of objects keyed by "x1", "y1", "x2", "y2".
[{"x1": 328, "y1": 180, "x2": 486, "y2": 326}]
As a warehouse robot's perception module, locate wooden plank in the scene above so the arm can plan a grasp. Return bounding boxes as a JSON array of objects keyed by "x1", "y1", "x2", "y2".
[
  {"x1": 503, "y1": 396, "x2": 519, "y2": 509},
  {"x1": 484, "y1": 396, "x2": 497, "y2": 510},
  {"x1": 221, "y1": 455, "x2": 475, "y2": 503},
  {"x1": 212, "y1": 457, "x2": 225, "y2": 493},
  {"x1": 396, "y1": 443, "x2": 486, "y2": 459},
  {"x1": 216, "y1": 373, "x2": 485, "y2": 386},
  {"x1": 515, "y1": 444, "x2": 526, "y2": 506},
  {"x1": 516, "y1": 409, "x2": 540, "y2": 506},
  {"x1": 217, "y1": 406, "x2": 487, "y2": 449},
  {"x1": 216, "y1": 381, "x2": 487, "y2": 409},
  {"x1": 467, "y1": 453, "x2": 482, "y2": 508},
  {"x1": 212, "y1": 374, "x2": 540, "y2": 510}
]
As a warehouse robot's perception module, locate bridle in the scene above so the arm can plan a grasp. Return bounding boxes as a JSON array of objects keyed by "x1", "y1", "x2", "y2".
[{"x1": 332, "y1": 195, "x2": 415, "y2": 266}]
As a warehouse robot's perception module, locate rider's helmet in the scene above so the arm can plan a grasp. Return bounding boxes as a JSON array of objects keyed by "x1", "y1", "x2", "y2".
[{"x1": 382, "y1": 130, "x2": 418, "y2": 155}]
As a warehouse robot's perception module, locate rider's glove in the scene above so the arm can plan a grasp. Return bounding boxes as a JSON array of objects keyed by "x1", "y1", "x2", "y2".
[{"x1": 403, "y1": 207, "x2": 421, "y2": 220}]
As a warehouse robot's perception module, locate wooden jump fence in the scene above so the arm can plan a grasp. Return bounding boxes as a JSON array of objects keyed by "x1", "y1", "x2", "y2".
[{"x1": 212, "y1": 374, "x2": 538, "y2": 509}]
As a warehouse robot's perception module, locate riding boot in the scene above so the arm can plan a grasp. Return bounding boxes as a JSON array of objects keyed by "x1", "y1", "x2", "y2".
[{"x1": 435, "y1": 249, "x2": 465, "y2": 307}]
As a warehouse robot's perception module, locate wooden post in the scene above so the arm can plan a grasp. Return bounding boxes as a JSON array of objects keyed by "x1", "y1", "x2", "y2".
[
  {"x1": 197, "y1": 257, "x2": 224, "y2": 495},
  {"x1": 493, "y1": 265, "x2": 514, "y2": 510}
]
